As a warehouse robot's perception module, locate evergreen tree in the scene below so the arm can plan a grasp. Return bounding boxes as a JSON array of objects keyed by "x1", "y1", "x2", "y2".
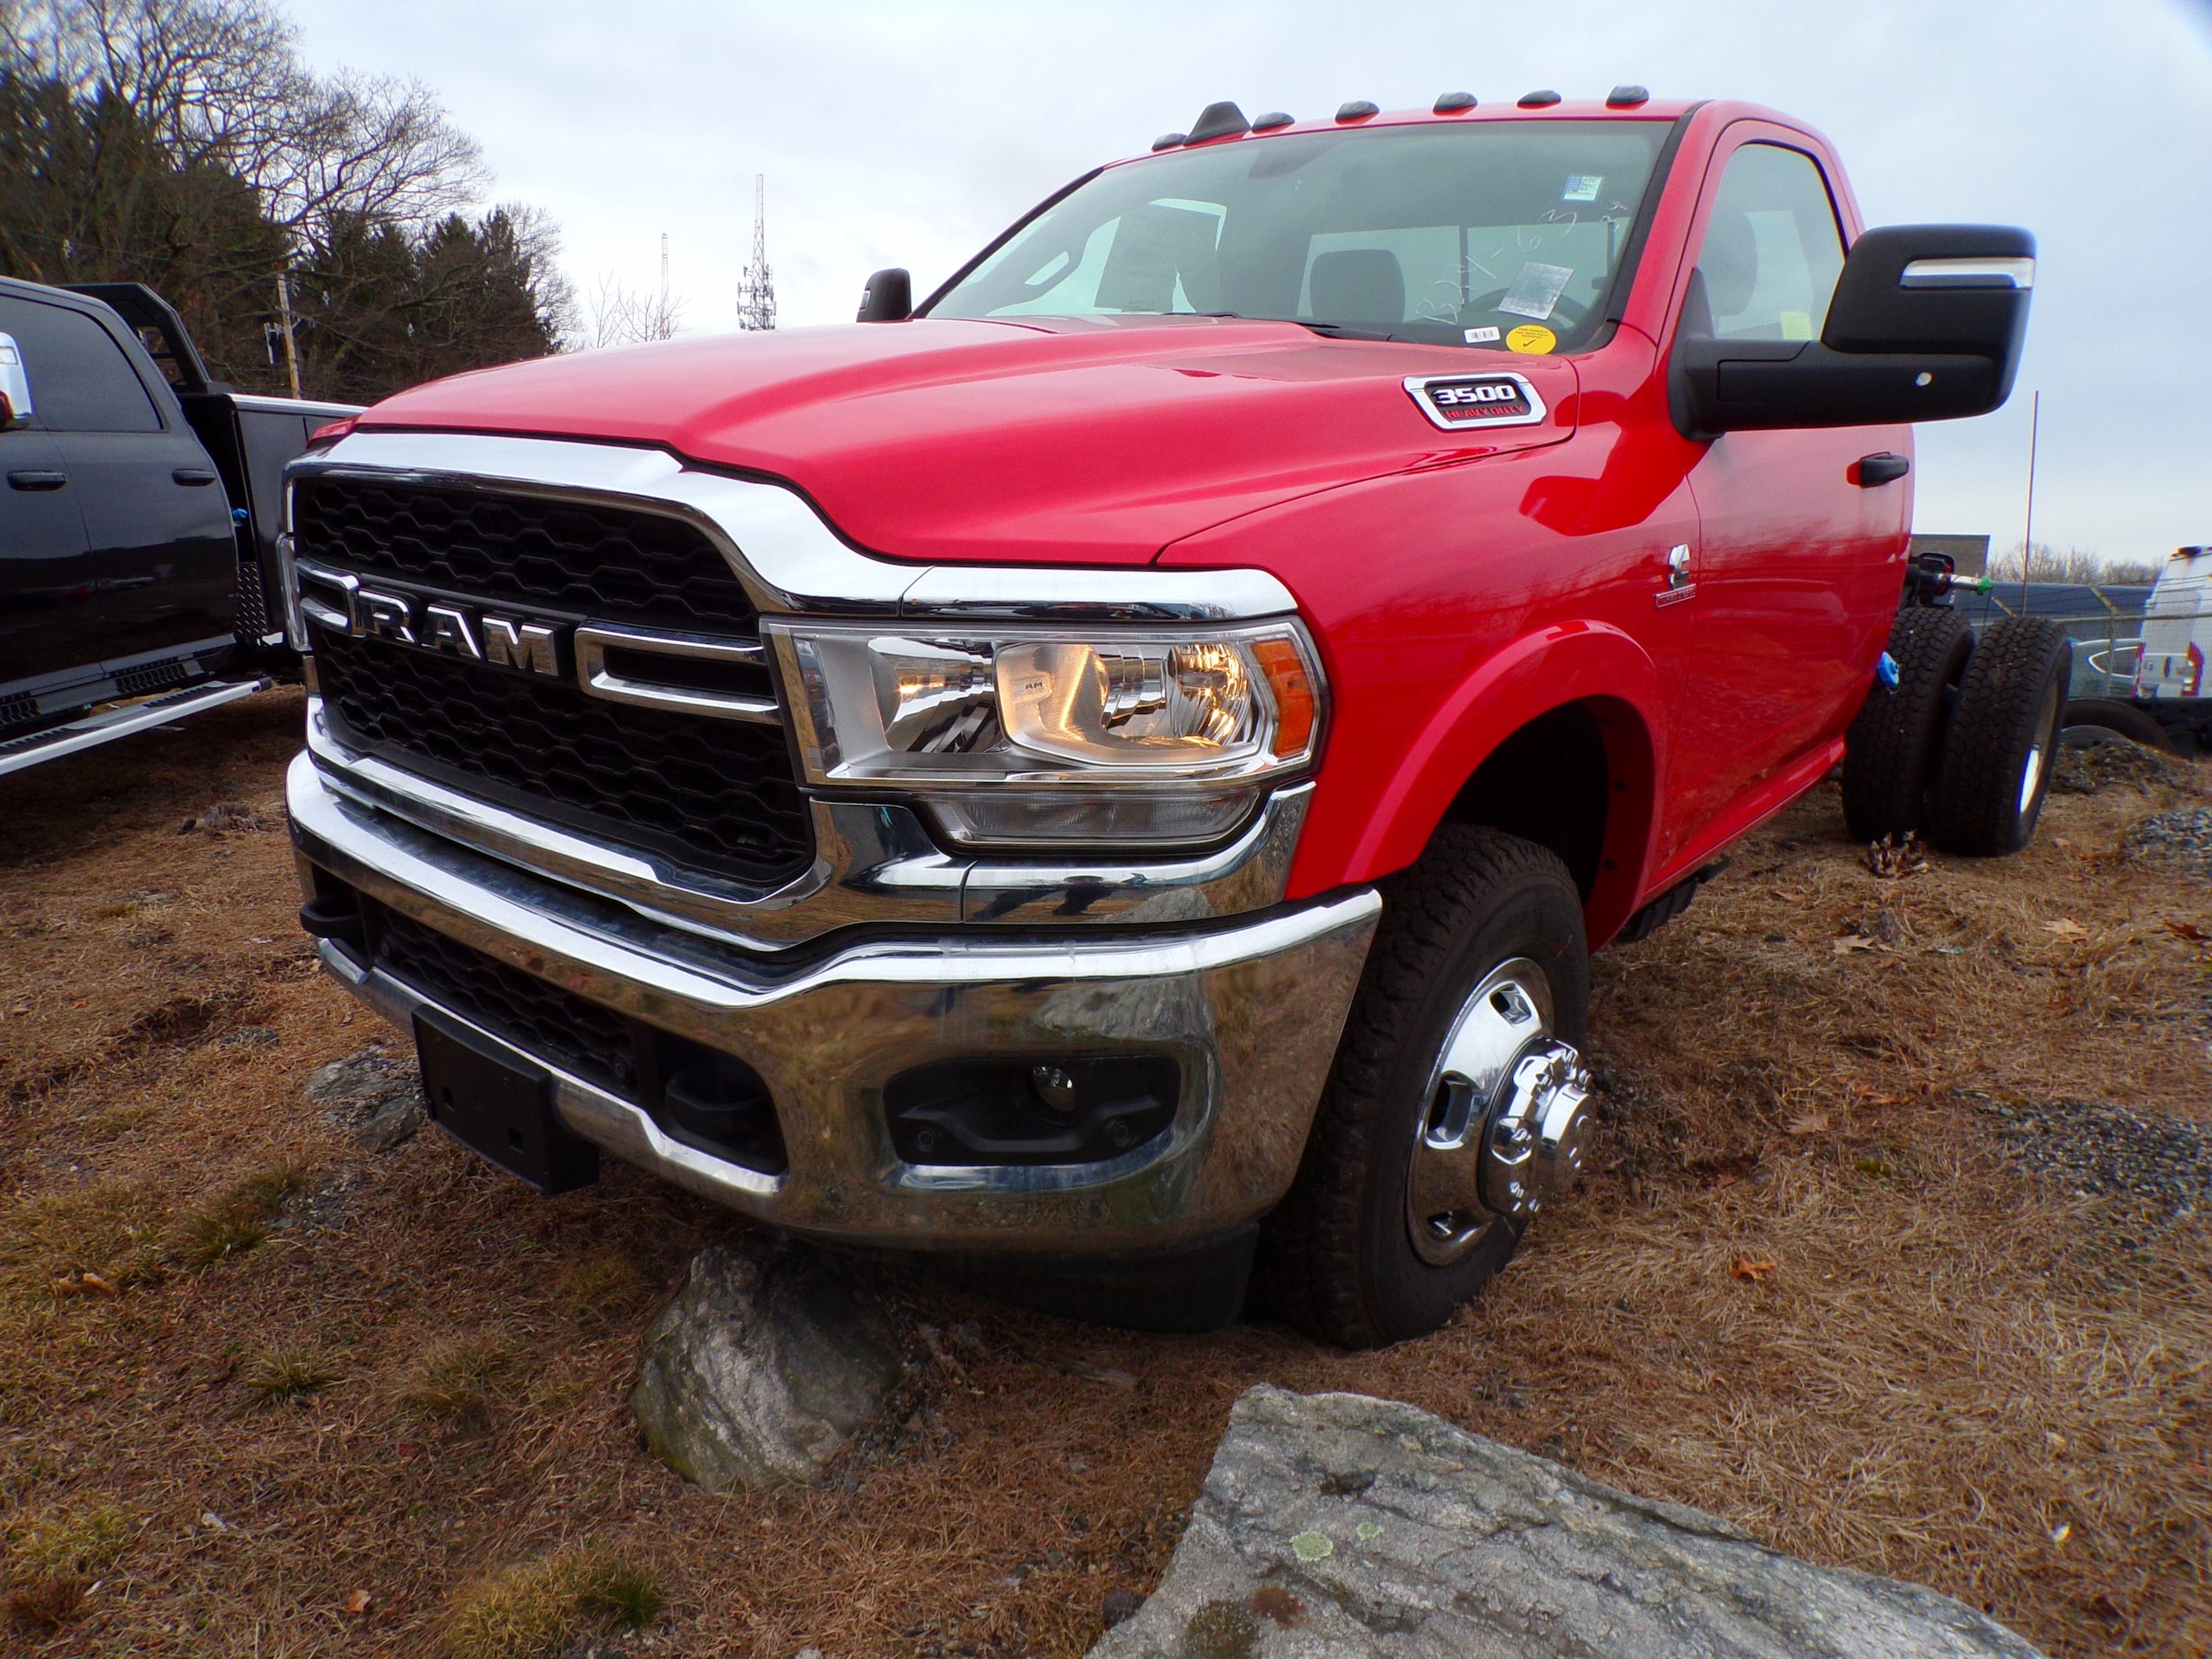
[{"x1": 0, "y1": 0, "x2": 570, "y2": 400}]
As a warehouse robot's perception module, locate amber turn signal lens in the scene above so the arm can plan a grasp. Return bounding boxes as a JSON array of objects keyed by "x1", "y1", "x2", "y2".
[{"x1": 1253, "y1": 636, "x2": 1317, "y2": 758}]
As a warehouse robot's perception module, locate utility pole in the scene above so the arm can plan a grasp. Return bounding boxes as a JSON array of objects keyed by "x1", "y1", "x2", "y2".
[
  {"x1": 274, "y1": 265, "x2": 302, "y2": 399},
  {"x1": 735, "y1": 175, "x2": 776, "y2": 332},
  {"x1": 2020, "y1": 388, "x2": 2040, "y2": 611}
]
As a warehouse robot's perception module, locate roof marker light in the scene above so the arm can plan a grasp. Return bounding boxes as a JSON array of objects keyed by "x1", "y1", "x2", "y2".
[
  {"x1": 1151, "y1": 132, "x2": 1187, "y2": 151},
  {"x1": 1433, "y1": 91, "x2": 1477, "y2": 113},
  {"x1": 1517, "y1": 89, "x2": 1562, "y2": 108},
  {"x1": 1335, "y1": 100, "x2": 1379, "y2": 122},
  {"x1": 1187, "y1": 101, "x2": 1251, "y2": 142},
  {"x1": 1252, "y1": 111, "x2": 1294, "y2": 131},
  {"x1": 1606, "y1": 84, "x2": 1651, "y2": 107}
]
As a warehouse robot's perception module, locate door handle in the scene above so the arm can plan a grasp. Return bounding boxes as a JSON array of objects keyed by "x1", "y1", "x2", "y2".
[
  {"x1": 1853, "y1": 452, "x2": 1910, "y2": 488},
  {"x1": 6, "y1": 469, "x2": 66, "y2": 490},
  {"x1": 173, "y1": 467, "x2": 218, "y2": 486}
]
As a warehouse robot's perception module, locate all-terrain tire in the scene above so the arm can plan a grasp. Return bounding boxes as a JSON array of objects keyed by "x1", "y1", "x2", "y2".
[
  {"x1": 1840, "y1": 607, "x2": 1974, "y2": 841},
  {"x1": 1928, "y1": 617, "x2": 2072, "y2": 856},
  {"x1": 1256, "y1": 826, "x2": 1587, "y2": 1349}
]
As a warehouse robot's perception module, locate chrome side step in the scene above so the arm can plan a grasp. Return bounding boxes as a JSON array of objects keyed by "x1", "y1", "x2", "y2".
[{"x1": 0, "y1": 677, "x2": 272, "y2": 778}]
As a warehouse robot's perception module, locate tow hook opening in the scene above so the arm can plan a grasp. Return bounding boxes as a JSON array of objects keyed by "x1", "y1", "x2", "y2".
[
  {"x1": 885, "y1": 1055, "x2": 1179, "y2": 1168},
  {"x1": 298, "y1": 885, "x2": 366, "y2": 957},
  {"x1": 653, "y1": 1039, "x2": 788, "y2": 1176}
]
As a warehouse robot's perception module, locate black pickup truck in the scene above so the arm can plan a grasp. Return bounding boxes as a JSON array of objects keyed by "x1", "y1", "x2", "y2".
[{"x1": 0, "y1": 277, "x2": 357, "y2": 775}]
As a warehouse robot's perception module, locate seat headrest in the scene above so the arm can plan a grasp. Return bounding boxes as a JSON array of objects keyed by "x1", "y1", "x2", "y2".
[{"x1": 1310, "y1": 249, "x2": 1404, "y2": 329}]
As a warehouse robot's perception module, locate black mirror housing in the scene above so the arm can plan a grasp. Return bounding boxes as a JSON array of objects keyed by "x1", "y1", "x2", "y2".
[
  {"x1": 1671, "y1": 223, "x2": 2034, "y2": 438},
  {"x1": 856, "y1": 267, "x2": 912, "y2": 323}
]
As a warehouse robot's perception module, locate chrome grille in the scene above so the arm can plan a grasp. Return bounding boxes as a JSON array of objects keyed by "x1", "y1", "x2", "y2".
[
  {"x1": 312, "y1": 626, "x2": 812, "y2": 888},
  {"x1": 292, "y1": 476, "x2": 757, "y2": 634}
]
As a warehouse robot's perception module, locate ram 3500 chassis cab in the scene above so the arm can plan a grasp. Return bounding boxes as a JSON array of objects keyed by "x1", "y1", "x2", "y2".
[
  {"x1": 283, "y1": 95, "x2": 2036, "y2": 1344},
  {"x1": 0, "y1": 279, "x2": 356, "y2": 774}
]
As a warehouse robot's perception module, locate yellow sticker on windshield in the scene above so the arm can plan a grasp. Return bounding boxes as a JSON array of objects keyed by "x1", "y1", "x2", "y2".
[
  {"x1": 1779, "y1": 310, "x2": 1814, "y2": 340},
  {"x1": 1506, "y1": 324, "x2": 1557, "y2": 355}
]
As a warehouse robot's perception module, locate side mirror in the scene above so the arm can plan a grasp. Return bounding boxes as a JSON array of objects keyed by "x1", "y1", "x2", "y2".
[
  {"x1": 0, "y1": 334, "x2": 32, "y2": 430},
  {"x1": 856, "y1": 268, "x2": 912, "y2": 323},
  {"x1": 1671, "y1": 225, "x2": 2034, "y2": 438}
]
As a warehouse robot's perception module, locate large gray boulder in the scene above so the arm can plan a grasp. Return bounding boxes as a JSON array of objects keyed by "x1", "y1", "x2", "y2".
[
  {"x1": 304, "y1": 1044, "x2": 422, "y2": 1152},
  {"x1": 632, "y1": 1243, "x2": 904, "y2": 1492},
  {"x1": 1091, "y1": 1386, "x2": 2044, "y2": 1659}
]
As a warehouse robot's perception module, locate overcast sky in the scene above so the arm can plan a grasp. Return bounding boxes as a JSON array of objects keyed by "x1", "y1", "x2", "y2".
[{"x1": 287, "y1": 0, "x2": 2212, "y2": 567}]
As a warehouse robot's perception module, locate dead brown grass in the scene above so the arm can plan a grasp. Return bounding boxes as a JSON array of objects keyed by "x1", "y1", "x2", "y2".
[
  {"x1": 437, "y1": 1548, "x2": 664, "y2": 1659},
  {"x1": 0, "y1": 688, "x2": 2205, "y2": 1655}
]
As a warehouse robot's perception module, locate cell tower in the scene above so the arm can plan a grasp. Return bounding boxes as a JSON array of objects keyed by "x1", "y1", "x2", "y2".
[{"x1": 735, "y1": 175, "x2": 776, "y2": 331}]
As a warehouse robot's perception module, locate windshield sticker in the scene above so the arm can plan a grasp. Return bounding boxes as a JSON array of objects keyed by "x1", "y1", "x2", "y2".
[
  {"x1": 1563, "y1": 175, "x2": 1603, "y2": 202},
  {"x1": 1498, "y1": 262, "x2": 1574, "y2": 321},
  {"x1": 1404, "y1": 373, "x2": 1548, "y2": 431},
  {"x1": 1463, "y1": 325, "x2": 1502, "y2": 344},
  {"x1": 1779, "y1": 310, "x2": 1815, "y2": 341},
  {"x1": 1506, "y1": 324, "x2": 1558, "y2": 355}
]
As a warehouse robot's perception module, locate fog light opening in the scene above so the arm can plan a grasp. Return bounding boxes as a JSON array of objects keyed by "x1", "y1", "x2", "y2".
[{"x1": 887, "y1": 1055, "x2": 1180, "y2": 1168}]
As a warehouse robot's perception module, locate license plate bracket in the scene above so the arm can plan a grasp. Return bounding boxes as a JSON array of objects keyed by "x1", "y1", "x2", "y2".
[{"x1": 413, "y1": 1010, "x2": 599, "y2": 1194}]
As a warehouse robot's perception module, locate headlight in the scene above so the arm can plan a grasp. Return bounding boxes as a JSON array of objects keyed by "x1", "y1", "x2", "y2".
[{"x1": 767, "y1": 620, "x2": 1325, "y2": 849}]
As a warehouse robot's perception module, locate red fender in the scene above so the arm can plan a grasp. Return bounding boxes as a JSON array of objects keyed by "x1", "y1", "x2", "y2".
[{"x1": 1295, "y1": 620, "x2": 1665, "y2": 947}]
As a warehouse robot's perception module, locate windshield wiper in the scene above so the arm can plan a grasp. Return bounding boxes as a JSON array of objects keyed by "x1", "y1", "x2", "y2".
[{"x1": 1174, "y1": 311, "x2": 1390, "y2": 342}]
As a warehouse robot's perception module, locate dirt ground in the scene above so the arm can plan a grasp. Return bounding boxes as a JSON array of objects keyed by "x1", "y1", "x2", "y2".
[{"x1": 2, "y1": 687, "x2": 2207, "y2": 1658}]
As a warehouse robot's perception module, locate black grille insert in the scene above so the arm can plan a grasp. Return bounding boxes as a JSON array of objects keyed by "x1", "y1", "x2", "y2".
[
  {"x1": 371, "y1": 903, "x2": 635, "y2": 1100},
  {"x1": 350, "y1": 894, "x2": 790, "y2": 1175},
  {"x1": 313, "y1": 627, "x2": 812, "y2": 887},
  {"x1": 292, "y1": 476, "x2": 758, "y2": 634}
]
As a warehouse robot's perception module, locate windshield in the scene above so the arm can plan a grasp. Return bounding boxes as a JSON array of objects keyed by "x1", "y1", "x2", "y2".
[{"x1": 931, "y1": 120, "x2": 1672, "y2": 356}]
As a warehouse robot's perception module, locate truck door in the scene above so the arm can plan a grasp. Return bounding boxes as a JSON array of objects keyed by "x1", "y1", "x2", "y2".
[
  {"x1": 1664, "y1": 135, "x2": 1912, "y2": 842},
  {"x1": 0, "y1": 332, "x2": 92, "y2": 689},
  {"x1": 0, "y1": 294, "x2": 236, "y2": 680}
]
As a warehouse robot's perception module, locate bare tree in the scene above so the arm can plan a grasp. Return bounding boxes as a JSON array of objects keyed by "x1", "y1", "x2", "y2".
[
  {"x1": 1989, "y1": 541, "x2": 2160, "y2": 587},
  {"x1": 2, "y1": 0, "x2": 487, "y2": 253},
  {"x1": 2, "y1": 0, "x2": 567, "y2": 397},
  {"x1": 581, "y1": 273, "x2": 683, "y2": 349}
]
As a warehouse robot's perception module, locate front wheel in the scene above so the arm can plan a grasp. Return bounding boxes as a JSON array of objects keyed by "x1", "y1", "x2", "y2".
[{"x1": 1257, "y1": 826, "x2": 1593, "y2": 1348}]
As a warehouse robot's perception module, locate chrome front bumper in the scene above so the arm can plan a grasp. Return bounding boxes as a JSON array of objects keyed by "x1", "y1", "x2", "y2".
[{"x1": 288, "y1": 753, "x2": 1379, "y2": 1254}]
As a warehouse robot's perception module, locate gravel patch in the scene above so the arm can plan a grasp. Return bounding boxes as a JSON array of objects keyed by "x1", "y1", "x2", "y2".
[
  {"x1": 2050, "y1": 741, "x2": 2188, "y2": 796},
  {"x1": 1975, "y1": 1095, "x2": 2208, "y2": 1219},
  {"x1": 2120, "y1": 808, "x2": 2212, "y2": 879}
]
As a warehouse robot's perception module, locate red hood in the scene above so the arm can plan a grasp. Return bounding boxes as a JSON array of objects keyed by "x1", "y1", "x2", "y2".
[{"x1": 360, "y1": 317, "x2": 1576, "y2": 566}]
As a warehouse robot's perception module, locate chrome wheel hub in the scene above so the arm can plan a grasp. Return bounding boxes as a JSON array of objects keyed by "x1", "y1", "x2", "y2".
[
  {"x1": 2019, "y1": 679, "x2": 2062, "y2": 816},
  {"x1": 1405, "y1": 957, "x2": 1593, "y2": 1267}
]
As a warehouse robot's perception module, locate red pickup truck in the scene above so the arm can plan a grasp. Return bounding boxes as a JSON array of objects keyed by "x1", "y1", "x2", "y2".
[{"x1": 280, "y1": 93, "x2": 2044, "y2": 1346}]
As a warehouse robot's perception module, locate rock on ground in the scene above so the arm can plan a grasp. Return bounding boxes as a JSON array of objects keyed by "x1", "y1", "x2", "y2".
[
  {"x1": 633, "y1": 1242, "x2": 904, "y2": 1492},
  {"x1": 1090, "y1": 1386, "x2": 2045, "y2": 1659},
  {"x1": 303, "y1": 1044, "x2": 423, "y2": 1151}
]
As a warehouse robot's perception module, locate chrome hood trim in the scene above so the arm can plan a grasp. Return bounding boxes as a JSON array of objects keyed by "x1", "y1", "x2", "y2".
[{"x1": 288, "y1": 430, "x2": 1299, "y2": 623}]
